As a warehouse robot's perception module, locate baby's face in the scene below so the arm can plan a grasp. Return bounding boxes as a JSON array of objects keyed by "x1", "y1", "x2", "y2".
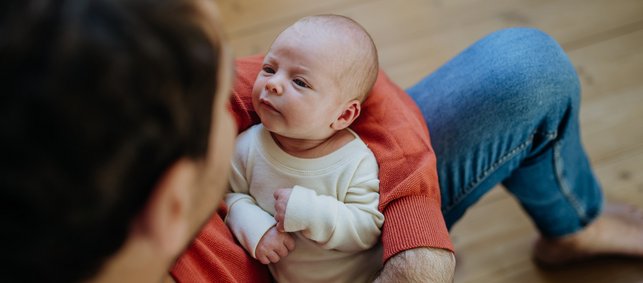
[{"x1": 252, "y1": 24, "x2": 351, "y2": 140}]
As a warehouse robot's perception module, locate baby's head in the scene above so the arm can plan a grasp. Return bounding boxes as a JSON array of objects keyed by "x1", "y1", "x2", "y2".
[
  {"x1": 292, "y1": 15, "x2": 379, "y2": 102},
  {"x1": 252, "y1": 15, "x2": 378, "y2": 140}
]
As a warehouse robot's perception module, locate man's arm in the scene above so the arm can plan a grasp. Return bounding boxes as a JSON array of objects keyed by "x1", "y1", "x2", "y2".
[{"x1": 375, "y1": 248, "x2": 456, "y2": 283}]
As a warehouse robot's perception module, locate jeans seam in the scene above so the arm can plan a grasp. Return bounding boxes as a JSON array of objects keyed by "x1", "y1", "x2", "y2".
[
  {"x1": 540, "y1": 131, "x2": 557, "y2": 140},
  {"x1": 445, "y1": 134, "x2": 534, "y2": 212},
  {"x1": 553, "y1": 141, "x2": 589, "y2": 223}
]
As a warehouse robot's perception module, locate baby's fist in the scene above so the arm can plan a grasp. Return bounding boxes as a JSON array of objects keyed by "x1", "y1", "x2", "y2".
[{"x1": 255, "y1": 226, "x2": 295, "y2": 264}]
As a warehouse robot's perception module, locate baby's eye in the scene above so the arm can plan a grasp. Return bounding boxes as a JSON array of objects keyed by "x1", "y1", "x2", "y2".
[
  {"x1": 262, "y1": 66, "x2": 275, "y2": 74},
  {"x1": 293, "y1": 79, "x2": 310, "y2": 88}
]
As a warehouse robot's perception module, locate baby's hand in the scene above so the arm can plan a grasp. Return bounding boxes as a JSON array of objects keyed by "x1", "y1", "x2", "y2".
[
  {"x1": 255, "y1": 226, "x2": 295, "y2": 264},
  {"x1": 273, "y1": 188, "x2": 292, "y2": 232}
]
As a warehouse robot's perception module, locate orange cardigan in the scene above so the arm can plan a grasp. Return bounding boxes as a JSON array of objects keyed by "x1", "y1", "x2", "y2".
[{"x1": 171, "y1": 55, "x2": 453, "y2": 282}]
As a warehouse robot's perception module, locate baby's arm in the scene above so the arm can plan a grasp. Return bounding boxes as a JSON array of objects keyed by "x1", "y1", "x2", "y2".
[
  {"x1": 225, "y1": 144, "x2": 289, "y2": 260},
  {"x1": 227, "y1": 187, "x2": 296, "y2": 264},
  {"x1": 225, "y1": 191, "x2": 279, "y2": 257},
  {"x1": 275, "y1": 154, "x2": 383, "y2": 252}
]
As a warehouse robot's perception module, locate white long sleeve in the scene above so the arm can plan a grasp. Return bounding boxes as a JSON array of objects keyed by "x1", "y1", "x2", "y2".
[
  {"x1": 283, "y1": 157, "x2": 382, "y2": 251},
  {"x1": 224, "y1": 124, "x2": 384, "y2": 283}
]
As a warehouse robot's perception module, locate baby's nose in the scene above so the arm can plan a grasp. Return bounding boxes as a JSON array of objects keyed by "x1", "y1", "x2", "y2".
[{"x1": 265, "y1": 79, "x2": 283, "y2": 95}]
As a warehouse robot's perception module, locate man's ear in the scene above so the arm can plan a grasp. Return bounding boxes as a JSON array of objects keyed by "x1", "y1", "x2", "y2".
[
  {"x1": 130, "y1": 158, "x2": 197, "y2": 257},
  {"x1": 331, "y1": 99, "x2": 361, "y2": 130}
]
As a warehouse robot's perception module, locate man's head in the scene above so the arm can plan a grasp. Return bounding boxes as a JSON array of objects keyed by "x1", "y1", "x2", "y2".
[
  {"x1": 251, "y1": 14, "x2": 378, "y2": 140},
  {"x1": 0, "y1": 0, "x2": 235, "y2": 281}
]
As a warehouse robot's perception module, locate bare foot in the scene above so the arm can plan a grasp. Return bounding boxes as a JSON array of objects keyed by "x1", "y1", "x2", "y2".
[{"x1": 533, "y1": 202, "x2": 643, "y2": 266}]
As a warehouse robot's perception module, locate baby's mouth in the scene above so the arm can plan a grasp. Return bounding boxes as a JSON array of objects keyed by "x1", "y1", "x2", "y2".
[{"x1": 260, "y1": 98, "x2": 280, "y2": 113}]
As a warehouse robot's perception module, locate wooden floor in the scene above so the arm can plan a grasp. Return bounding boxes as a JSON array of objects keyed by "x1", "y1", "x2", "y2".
[{"x1": 216, "y1": 0, "x2": 643, "y2": 282}]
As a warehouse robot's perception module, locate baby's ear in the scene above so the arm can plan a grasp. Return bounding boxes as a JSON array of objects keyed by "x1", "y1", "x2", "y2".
[{"x1": 331, "y1": 99, "x2": 361, "y2": 130}]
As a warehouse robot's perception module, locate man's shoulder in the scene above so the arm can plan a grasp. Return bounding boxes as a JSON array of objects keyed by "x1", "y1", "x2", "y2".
[{"x1": 234, "y1": 55, "x2": 263, "y2": 81}]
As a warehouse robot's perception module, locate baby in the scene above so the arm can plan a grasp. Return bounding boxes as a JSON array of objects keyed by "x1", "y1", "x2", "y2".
[{"x1": 225, "y1": 15, "x2": 383, "y2": 283}]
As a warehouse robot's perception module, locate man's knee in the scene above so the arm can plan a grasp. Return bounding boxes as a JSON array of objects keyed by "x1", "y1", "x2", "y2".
[{"x1": 479, "y1": 27, "x2": 580, "y2": 110}]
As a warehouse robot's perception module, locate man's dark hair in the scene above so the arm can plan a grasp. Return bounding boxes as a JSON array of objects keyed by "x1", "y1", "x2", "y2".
[{"x1": 0, "y1": 0, "x2": 221, "y2": 281}]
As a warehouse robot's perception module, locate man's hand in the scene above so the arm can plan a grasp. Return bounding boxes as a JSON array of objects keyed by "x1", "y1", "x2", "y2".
[
  {"x1": 255, "y1": 226, "x2": 295, "y2": 264},
  {"x1": 375, "y1": 247, "x2": 456, "y2": 283},
  {"x1": 273, "y1": 188, "x2": 292, "y2": 232}
]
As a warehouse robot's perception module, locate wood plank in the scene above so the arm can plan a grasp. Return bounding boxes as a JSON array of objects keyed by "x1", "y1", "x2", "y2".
[
  {"x1": 450, "y1": 192, "x2": 537, "y2": 283},
  {"x1": 496, "y1": 257, "x2": 643, "y2": 283},
  {"x1": 215, "y1": 0, "x2": 374, "y2": 36},
  {"x1": 570, "y1": 27, "x2": 643, "y2": 100},
  {"x1": 581, "y1": 86, "x2": 643, "y2": 164},
  {"x1": 573, "y1": 29, "x2": 643, "y2": 164},
  {"x1": 593, "y1": 146, "x2": 643, "y2": 208}
]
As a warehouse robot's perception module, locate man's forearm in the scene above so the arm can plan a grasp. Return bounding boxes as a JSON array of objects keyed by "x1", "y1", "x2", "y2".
[{"x1": 375, "y1": 247, "x2": 456, "y2": 283}]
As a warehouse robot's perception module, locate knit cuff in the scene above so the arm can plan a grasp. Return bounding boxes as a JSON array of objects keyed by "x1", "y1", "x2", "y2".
[{"x1": 381, "y1": 196, "x2": 454, "y2": 262}]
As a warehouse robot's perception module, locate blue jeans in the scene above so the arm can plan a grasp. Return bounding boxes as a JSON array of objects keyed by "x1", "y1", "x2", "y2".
[{"x1": 406, "y1": 28, "x2": 602, "y2": 237}]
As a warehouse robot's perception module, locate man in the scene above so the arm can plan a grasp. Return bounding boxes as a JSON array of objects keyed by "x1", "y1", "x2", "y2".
[{"x1": 1, "y1": 0, "x2": 235, "y2": 281}]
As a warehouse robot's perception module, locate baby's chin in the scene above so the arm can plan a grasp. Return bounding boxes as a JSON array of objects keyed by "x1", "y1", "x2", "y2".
[
  {"x1": 258, "y1": 118, "x2": 280, "y2": 133},
  {"x1": 274, "y1": 130, "x2": 336, "y2": 143},
  {"x1": 260, "y1": 118, "x2": 330, "y2": 141}
]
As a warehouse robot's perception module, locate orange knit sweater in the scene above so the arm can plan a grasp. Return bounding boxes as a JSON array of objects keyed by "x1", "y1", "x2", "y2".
[{"x1": 171, "y1": 55, "x2": 453, "y2": 282}]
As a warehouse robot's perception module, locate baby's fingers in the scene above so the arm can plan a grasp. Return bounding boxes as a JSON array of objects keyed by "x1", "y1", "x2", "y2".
[
  {"x1": 284, "y1": 234, "x2": 296, "y2": 251},
  {"x1": 266, "y1": 250, "x2": 281, "y2": 263},
  {"x1": 257, "y1": 253, "x2": 271, "y2": 265},
  {"x1": 275, "y1": 243, "x2": 290, "y2": 258}
]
